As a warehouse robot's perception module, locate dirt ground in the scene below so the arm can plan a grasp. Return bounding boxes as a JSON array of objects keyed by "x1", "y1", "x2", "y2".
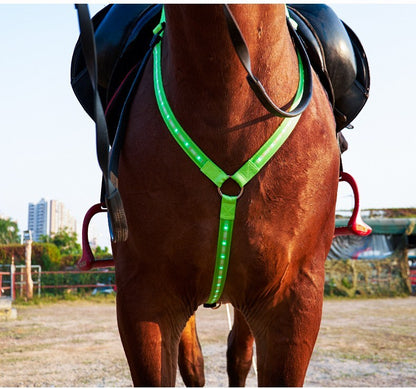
[{"x1": 0, "y1": 296, "x2": 415, "y2": 387}]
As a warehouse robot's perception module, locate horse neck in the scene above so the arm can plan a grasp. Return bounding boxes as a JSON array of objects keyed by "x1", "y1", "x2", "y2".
[{"x1": 162, "y1": 4, "x2": 299, "y2": 128}]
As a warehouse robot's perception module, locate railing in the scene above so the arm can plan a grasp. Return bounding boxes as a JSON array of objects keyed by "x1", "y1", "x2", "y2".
[
  {"x1": 2, "y1": 266, "x2": 414, "y2": 297},
  {"x1": 0, "y1": 267, "x2": 116, "y2": 299},
  {"x1": 0, "y1": 271, "x2": 12, "y2": 298},
  {"x1": 14, "y1": 265, "x2": 41, "y2": 298},
  {"x1": 39, "y1": 270, "x2": 116, "y2": 293}
]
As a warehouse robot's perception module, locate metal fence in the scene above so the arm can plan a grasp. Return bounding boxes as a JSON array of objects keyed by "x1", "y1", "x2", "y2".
[
  {"x1": 0, "y1": 266, "x2": 115, "y2": 299},
  {"x1": 0, "y1": 271, "x2": 12, "y2": 298}
]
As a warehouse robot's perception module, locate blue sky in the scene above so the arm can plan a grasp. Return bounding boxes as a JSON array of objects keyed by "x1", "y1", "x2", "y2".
[{"x1": 0, "y1": 3, "x2": 415, "y2": 247}]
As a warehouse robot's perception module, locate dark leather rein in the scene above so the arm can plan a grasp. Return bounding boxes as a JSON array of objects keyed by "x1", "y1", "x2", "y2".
[{"x1": 222, "y1": 4, "x2": 313, "y2": 118}]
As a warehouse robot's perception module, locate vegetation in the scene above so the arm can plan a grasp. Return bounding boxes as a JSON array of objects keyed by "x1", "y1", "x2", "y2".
[
  {"x1": 324, "y1": 251, "x2": 411, "y2": 298},
  {"x1": 39, "y1": 228, "x2": 81, "y2": 256},
  {"x1": 337, "y1": 208, "x2": 416, "y2": 219},
  {"x1": 372, "y1": 208, "x2": 416, "y2": 218},
  {"x1": 0, "y1": 227, "x2": 111, "y2": 270},
  {"x1": 0, "y1": 243, "x2": 61, "y2": 270},
  {"x1": 41, "y1": 269, "x2": 115, "y2": 294},
  {"x1": 13, "y1": 292, "x2": 116, "y2": 306},
  {"x1": 0, "y1": 217, "x2": 20, "y2": 244}
]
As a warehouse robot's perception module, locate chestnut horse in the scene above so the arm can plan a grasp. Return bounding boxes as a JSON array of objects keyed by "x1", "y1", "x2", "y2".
[{"x1": 113, "y1": 4, "x2": 339, "y2": 386}]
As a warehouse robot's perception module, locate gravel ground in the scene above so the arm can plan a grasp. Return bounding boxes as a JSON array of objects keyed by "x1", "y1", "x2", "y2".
[{"x1": 0, "y1": 296, "x2": 415, "y2": 387}]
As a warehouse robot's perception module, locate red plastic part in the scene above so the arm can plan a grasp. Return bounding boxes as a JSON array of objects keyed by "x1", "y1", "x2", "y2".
[
  {"x1": 334, "y1": 172, "x2": 372, "y2": 237},
  {"x1": 77, "y1": 203, "x2": 115, "y2": 271}
]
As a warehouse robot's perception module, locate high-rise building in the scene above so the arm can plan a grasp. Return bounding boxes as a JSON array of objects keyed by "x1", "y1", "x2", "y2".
[
  {"x1": 28, "y1": 198, "x2": 48, "y2": 242},
  {"x1": 28, "y1": 199, "x2": 77, "y2": 242},
  {"x1": 49, "y1": 200, "x2": 77, "y2": 237}
]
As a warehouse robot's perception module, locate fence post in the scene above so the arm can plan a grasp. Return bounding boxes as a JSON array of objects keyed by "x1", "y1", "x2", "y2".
[
  {"x1": 11, "y1": 256, "x2": 15, "y2": 301},
  {"x1": 24, "y1": 238, "x2": 33, "y2": 300}
]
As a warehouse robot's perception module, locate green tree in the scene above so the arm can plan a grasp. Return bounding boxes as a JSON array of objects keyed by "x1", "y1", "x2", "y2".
[
  {"x1": 0, "y1": 217, "x2": 20, "y2": 244},
  {"x1": 40, "y1": 228, "x2": 81, "y2": 256},
  {"x1": 94, "y1": 245, "x2": 111, "y2": 257}
]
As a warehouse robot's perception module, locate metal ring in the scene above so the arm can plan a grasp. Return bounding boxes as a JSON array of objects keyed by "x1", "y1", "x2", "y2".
[{"x1": 217, "y1": 184, "x2": 244, "y2": 199}]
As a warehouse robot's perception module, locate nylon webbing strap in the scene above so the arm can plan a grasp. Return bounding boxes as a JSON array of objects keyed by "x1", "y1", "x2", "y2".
[
  {"x1": 206, "y1": 195, "x2": 236, "y2": 304},
  {"x1": 153, "y1": 9, "x2": 304, "y2": 305}
]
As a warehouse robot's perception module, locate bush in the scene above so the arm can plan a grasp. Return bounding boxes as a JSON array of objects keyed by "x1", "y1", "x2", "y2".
[
  {"x1": 0, "y1": 243, "x2": 111, "y2": 271},
  {"x1": 41, "y1": 270, "x2": 115, "y2": 295},
  {"x1": 324, "y1": 250, "x2": 411, "y2": 297},
  {"x1": 32, "y1": 243, "x2": 61, "y2": 270},
  {"x1": 0, "y1": 243, "x2": 61, "y2": 271},
  {"x1": 0, "y1": 244, "x2": 25, "y2": 265},
  {"x1": 60, "y1": 254, "x2": 80, "y2": 269}
]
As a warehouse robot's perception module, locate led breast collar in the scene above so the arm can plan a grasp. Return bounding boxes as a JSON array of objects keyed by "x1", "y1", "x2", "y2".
[{"x1": 152, "y1": 9, "x2": 304, "y2": 306}]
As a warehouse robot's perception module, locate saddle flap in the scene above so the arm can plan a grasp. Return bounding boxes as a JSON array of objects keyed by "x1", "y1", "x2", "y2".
[
  {"x1": 71, "y1": 4, "x2": 162, "y2": 140},
  {"x1": 334, "y1": 22, "x2": 370, "y2": 129},
  {"x1": 288, "y1": 4, "x2": 370, "y2": 131}
]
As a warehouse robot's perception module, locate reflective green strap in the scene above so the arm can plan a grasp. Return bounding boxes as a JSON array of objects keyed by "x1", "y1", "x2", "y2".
[
  {"x1": 205, "y1": 195, "x2": 237, "y2": 305},
  {"x1": 232, "y1": 112, "x2": 301, "y2": 187},
  {"x1": 232, "y1": 51, "x2": 304, "y2": 187},
  {"x1": 154, "y1": 42, "x2": 229, "y2": 187},
  {"x1": 153, "y1": 10, "x2": 304, "y2": 305},
  {"x1": 152, "y1": 7, "x2": 165, "y2": 35}
]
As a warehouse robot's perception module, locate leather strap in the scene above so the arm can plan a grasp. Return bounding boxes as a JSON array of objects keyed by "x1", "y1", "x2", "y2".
[
  {"x1": 223, "y1": 4, "x2": 313, "y2": 118},
  {"x1": 75, "y1": 4, "x2": 128, "y2": 242},
  {"x1": 75, "y1": 4, "x2": 110, "y2": 182}
]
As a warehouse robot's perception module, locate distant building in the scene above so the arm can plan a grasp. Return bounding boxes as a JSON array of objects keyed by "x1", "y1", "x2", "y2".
[
  {"x1": 28, "y1": 198, "x2": 48, "y2": 242},
  {"x1": 49, "y1": 200, "x2": 77, "y2": 237},
  {"x1": 28, "y1": 199, "x2": 77, "y2": 242}
]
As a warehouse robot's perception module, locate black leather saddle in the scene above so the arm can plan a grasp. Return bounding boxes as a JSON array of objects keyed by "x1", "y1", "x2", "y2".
[
  {"x1": 287, "y1": 4, "x2": 370, "y2": 131},
  {"x1": 71, "y1": 4, "x2": 163, "y2": 143},
  {"x1": 71, "y1": 4, "x2": 370, "y2": 140}
]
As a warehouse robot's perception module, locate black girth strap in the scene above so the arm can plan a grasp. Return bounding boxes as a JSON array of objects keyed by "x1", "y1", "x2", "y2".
[
  {"x1": 75, "y1": 4, "x2": 128, "y2": 243},
  {"x1": 222, "y1": 4, "x2": 313, "y2": 118}
]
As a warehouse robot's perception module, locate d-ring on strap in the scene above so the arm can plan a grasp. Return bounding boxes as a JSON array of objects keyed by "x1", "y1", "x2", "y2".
[{"x1": 153, "y1": 8, "x2": 304, "y2": 306}]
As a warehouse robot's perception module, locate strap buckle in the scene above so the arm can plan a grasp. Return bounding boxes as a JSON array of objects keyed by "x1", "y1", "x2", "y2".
[{"x1": 150, "y1": 21, "x2": 166, "y2": 47}]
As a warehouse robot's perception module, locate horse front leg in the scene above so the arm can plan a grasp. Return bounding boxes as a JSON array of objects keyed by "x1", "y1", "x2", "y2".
[
  {"x1": 227, "y1": 308, "x2": 255, "y2": 387},
  {"x1": 249, "y1": 268, "x2": 326, "y2": 387},
  {"x1": 116, "y1": 289, "x2": 186, "y2": 387},
  {"x1": 178, "y1": 314, "x2": 205, "y2": 387}
]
